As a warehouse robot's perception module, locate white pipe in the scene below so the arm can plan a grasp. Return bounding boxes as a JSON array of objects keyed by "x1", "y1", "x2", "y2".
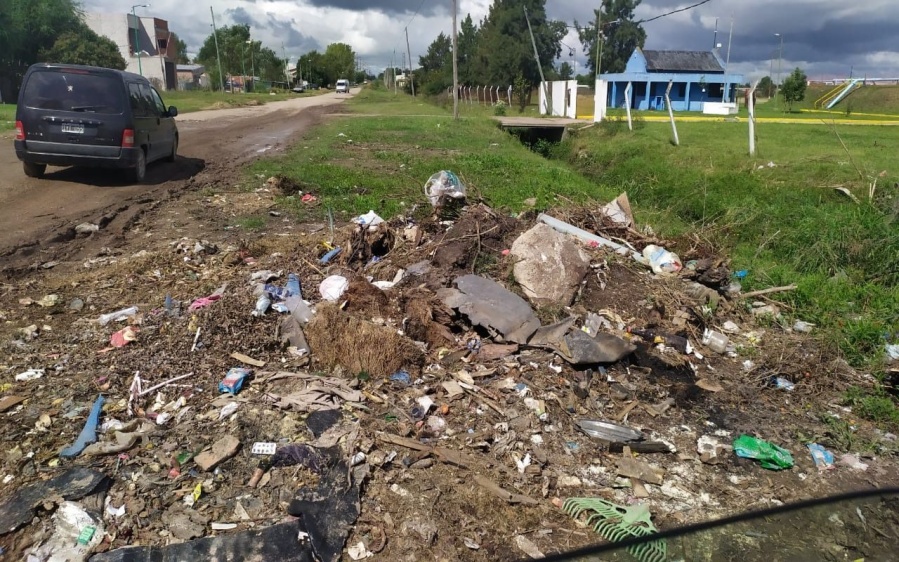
[{"x1": 537, "y1": 214, "x2": 641, "y2": 262}]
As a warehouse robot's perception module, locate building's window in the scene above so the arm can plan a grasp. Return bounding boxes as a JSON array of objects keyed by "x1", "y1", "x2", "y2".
[
  {"x1": 158, "y1": 39, "x2": 167, "y2": 50},
  {"x1": 678, "y1": 83, "x2": 686, "y2": 97}
]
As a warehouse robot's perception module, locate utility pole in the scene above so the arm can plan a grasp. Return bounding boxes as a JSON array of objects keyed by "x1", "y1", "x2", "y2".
[
  {"x1": 405, "y1": 26, "x2": 415, "y2": 96},
  {"x1": 393, "y1": 49, "x2": 397, "y2": 94},
  {"x1": 594, "y1": 7, "x2": 602, "y2": 77},
  {"x1": 451, "y1": 0, "x2": 459, "y2": 119},
  {"x1": 282, "y1": 43, "x2": 289, "y2": 87},
  {"x1": 210, "y1": 6, "x2": 225, "y2": 93},
  {"x1": 131, "y1": 4, "x2": 148, "y2": 76},
  {"x1": 523, "y1": 6, "x2": 549, "y2": 115},
  {"x1": 724, "y1": 16, "x2": 734, "y2": 102},
  {"x1": 712, "y1": 17, "x2": 718, "y2": 50}
]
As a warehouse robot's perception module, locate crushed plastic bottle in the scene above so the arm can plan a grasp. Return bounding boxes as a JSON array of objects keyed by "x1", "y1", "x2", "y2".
[
  {"x1": 98, "y1": 306, "x2": 138, "y2": 326},
  {"x1": 641, "y1": 245, "x2": 682, "y2": 275},
  {"x1": 733, "y1": 434, "x2": 794, "y2": 470}
]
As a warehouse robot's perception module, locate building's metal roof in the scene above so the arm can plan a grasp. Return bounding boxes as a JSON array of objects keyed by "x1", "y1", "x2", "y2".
[{"x1": 643, "y1": 50, "x2": 724, "y2": 73}]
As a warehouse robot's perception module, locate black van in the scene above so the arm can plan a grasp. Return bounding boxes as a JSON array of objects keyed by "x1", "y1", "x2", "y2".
[{"x1": 14, "y1": 63, "x2": 178, "y2": 183}]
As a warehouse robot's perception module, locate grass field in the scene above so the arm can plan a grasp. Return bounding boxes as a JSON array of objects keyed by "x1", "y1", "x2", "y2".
[
  {"x1": 0, "y1": 104, "x2": 15, "y2": 130},
  {"x1": 252, "y1": 87, "x2": 898, "y2": 381}
]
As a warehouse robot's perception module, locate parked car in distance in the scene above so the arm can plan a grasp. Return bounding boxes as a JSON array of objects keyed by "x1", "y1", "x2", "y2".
[
  {"x1": 14, "y1": 63, "x2": 179, "y2": 183},
  {"x1": 292, "y1": 84, "x2": 306, "y2": 93},
  {"x1": 335, "y1": 79, "x2": 349, "y2": 94}
]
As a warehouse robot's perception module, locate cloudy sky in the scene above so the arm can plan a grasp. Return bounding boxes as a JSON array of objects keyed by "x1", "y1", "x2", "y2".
[{"x1": 80, "y1": 0, "x2": 898, "y2": 81}]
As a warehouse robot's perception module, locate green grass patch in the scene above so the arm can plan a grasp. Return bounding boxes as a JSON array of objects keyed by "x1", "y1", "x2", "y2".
[
  {"x1": 249, "y1": 87, "x2": 607, "y2": 222},
  {"x1": 1, "y1": 103, "x2": 16, "y2": 130},
  {"x1": 234, "y1": 215, "x2": 267, "y2": 230},
  {"x1": 845, "y1": 386, "x2": 899, "y2": 428},
  {"x1": 159, "y1": 90, "x2": 311, "y2": 114},
  {"x1": 562, "y1": 119, "x2": 899, "y2": 367}
]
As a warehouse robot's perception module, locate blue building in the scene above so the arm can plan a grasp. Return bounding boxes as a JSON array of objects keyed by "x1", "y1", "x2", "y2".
[{"x1": 601, "y1": 48, "x2": 745, "y2": 111}]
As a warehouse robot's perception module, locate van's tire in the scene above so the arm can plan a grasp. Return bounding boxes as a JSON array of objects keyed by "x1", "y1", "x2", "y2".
[
  {"x1": 132, "y1": 149, "x2": 147, "y2": 183},
  {"x1": 166, "y1": 136, "x2": 178, "y2": 163},
  {"x1": 23, "y1": 162, "x2": 46, "y2": 178}
]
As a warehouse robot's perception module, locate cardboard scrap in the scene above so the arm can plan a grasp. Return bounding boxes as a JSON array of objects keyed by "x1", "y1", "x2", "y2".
[
  {"x1": 696, "y1": 378, "x2": 724, "y2": 393},
  {"x1": 0, "y1": 395, "x2": 26, "y2": 413},
  {"x1": 441, "y1": 380, "x2": 465, "y2": 399},
  {"x1": 195, "y1": 435, "x2": 241, "y2": 471},
  {"x1": 474, "y1": 475, "x2": 538, "y2": 505},
  {"x1": 230, "y1": 352, "x2": 266, "y2": 367},
  {"x1": 617, "y1": 448, "x2": 665, "y2": 485}
]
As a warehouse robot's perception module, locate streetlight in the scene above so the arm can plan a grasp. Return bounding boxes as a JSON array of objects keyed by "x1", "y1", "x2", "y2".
[
  {"x1": 131, "y1": 4, "x2": 149, "y2": 76},
  {"x1": 246, "y1": 40, "x2": 255, "y2": 92},
  {"x1": 241, "y1": 40, "x2": 247, "y2": 93}
]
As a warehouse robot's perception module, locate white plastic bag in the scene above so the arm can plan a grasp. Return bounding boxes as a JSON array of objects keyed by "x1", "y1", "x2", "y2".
[
  {"x1": 319, "y1": 275, "x2": 349, "y2": 301},
  {"x1": 424, "y1": 170, "x2": 466, "y2": 207},
  {"x1": 642, "y1": 245, "x2": 682, "y2": 275}
]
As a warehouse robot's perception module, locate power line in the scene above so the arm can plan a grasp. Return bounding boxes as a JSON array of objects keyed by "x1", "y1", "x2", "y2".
[
  {"x1": 404, "y1": 0, "x2": 427, "y2": 29},
  {"x1": 637, "y1": 0, "x2": 716, "y2": 24}
]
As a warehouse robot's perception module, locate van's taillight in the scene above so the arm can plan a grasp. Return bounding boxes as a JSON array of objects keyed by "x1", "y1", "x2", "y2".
[
  {"x1": 15, "y1": 121, "x2": 24, "y2": 140},
  {"x1": 122, "y1": 129, "x2": 135, "y2": 148}
]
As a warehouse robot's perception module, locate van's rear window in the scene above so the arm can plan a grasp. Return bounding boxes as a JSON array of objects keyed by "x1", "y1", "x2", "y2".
[{"x1": 23, "y1": 70, "x2": 124, "y2": 114}]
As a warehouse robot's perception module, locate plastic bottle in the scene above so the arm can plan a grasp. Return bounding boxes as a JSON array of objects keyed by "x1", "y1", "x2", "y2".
[
  {"x1": 98, "y1": 306, "x2": 138, "y2": 326},
  {"x1": 286, "y1": 273, "x2": 302, "y2": 298},
  {"x1": 702, "y1": 329, "x2": 729, "y2": 354},
  {"x1": 251, "y1": 294, "x2": 271, "y2": 317}
]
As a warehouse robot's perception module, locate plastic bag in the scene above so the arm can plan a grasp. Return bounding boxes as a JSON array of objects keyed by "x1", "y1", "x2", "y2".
[
  {"x1": 424, "y1": 170, "x2": 466, "y2": 207},
  {"x1": 319, "y1": 275, "x2": 349, "y2": 301},
  {"x1": 642, "y1": 244, "x2": 683, "y2": 275},
  {"x1": 733, "y1": 434, "x2": 793, "y2": 470}
]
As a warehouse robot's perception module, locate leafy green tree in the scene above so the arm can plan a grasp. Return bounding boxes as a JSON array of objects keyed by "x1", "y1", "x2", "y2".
[
  {"x1": 417, "y1": 32, "x2": 452, "y2": 95},
  {"x1": 196, "y1": 24, "x2": 250, "y2": 89},
  {"x1": 474, "y1": 0, "x2": 566, "y2": 88},
  {"x1": 297, "y1": 50, "x2": 325, "y2": 85},
  {"x1": 576, "y1": 0, "x2": 646, "y2": 75},
  {"x1": 321, "y1": 42, "x2": 356, "y2": 87},
  {"x1": 173, "y1": 36, "x2": 190, "y2": 64},
  {"x1": 559, "y1": 62, "x2": 573, "y2": 80},
  {"x1": 457, "y1": 14, "x2": 479, "y2": 85},
  {"x1": 0, "y1": 0, "x2": 83, "y2": 99},
  {"x1": 780, "y1": 67, "x2": 808, "y2": 111},
  {"x1": 40, "y1": 24, "x2": 126, "y2": 69},
  {"x1": 757, "y1": 75, "x2": 774, "y2": 98}
]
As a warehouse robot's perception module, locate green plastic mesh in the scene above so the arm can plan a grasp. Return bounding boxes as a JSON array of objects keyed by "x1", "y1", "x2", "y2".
[{"x1": 563, "y1": 497, "x2": 667, "y2": 562}]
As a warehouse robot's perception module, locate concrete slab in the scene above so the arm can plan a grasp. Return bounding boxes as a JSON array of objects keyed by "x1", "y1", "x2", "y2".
[{"x1": 495, "y1": 116, "x2": 590, "y2": 128}]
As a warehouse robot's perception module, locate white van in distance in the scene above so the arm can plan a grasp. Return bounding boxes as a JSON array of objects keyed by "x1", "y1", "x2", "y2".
[{"x1": 335, "y1": 79, "x2": 349, "y2": 94}]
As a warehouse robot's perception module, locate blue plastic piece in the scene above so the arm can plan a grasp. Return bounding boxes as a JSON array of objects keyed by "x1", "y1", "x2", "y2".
[
  {"x1": 219, "y1": 368, "x2": 251, "y2": 394},
  {"x1": 389, "y1": 370, "x2": 411, "y2": 385},
  {"x1": 60, "y1": 395, "x2": 105, "y2": 459},
  {"x1": 733, "y1": 270, "x2": 748, "y2": 279},
  {"x1": 286, "y1": 273, "x2": 302, "y2": 298},
  {"x1": 319, "y1": 247, "x2": 342, "y2": 265}
]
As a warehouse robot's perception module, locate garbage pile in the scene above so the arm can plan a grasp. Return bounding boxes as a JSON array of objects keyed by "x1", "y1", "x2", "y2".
[{"x1": 0, "y1": 175, "x2": 888, "y2": 561}]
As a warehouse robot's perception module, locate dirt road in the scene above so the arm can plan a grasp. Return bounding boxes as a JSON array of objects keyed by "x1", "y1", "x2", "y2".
[{"x1": 0, "y1": 92, "x2": 349, "y2": 275}]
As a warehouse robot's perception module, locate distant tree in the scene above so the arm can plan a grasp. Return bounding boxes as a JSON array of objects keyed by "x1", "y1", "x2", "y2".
[
  {"x1": 576, "y1": 0, "x2": 646, "y2": 75},
  {"x1": 173, "y1": 36, "x2": 189, "y2": 64},
  {"x1": 40, "y1": 24, "x2": 127, "y2": 70},
  {"x1": 757, "y1": 75, "x2": 774, "y2": 98},
  {"x1": 575, "y1": 73, "x2": 593, "y2": 86},
  {"x1": 559, "y1": 62, "x2": 573, "y2": 80},
  {"x1": 474, "y1": 0, "x2": 566, "y2": 88},
  {"x1": 417, "y1": 32, "x2": 452, "y2": 95},
  {"x1": 780, "y1": 67, "x2": 808, "y2": 111},
  {"x1": 297, "y1": 50, "x2": 324, "y2": 85},
  {"x1": 457, "y1": 14, "x2": 479, "y2": 85},
  {"x1": 196, "y1": 24, "x2": 250, "y2": 90},
  {"x1": 321, "y1": 42, "x2": 356, "y2": 87}
]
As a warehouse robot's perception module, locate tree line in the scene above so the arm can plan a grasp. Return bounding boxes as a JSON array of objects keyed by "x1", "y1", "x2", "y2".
[{"x1": 413, "y1": 0, "x2": 645, "y2": 103}]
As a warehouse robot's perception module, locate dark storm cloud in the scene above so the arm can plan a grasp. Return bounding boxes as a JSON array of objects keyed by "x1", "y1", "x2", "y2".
[
  {"x1": 225, "y1": 6, "x2": 321, "y2": 52},
  {"x1": 303, "y1": 0, "x2": 444, "y2": 18},
  {"x1": 546, "y1": 0, "x2": 899, "y2": 77}
]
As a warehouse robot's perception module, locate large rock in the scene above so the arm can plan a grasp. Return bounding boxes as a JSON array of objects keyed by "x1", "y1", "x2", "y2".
[{"x1": 511, "y1": 223, "x2": 590, "y2": 306}]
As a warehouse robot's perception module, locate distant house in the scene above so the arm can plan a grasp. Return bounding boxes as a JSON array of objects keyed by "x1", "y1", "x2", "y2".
[
  {"x1": 600, "y1": 48, "x2": 744, "y2": 111},
  {"x1": 177, "y1": 64, "x2": 206, "y2": 90},
  {"x1": 84, "y1": 12, "x2": 179, "y2": 90}
]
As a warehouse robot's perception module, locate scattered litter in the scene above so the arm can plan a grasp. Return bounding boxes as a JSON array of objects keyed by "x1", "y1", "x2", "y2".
[
  {"x1": 353, "y1": 210, "x2": 385, "y2": 229},
  {"x1": 733, "y1": 434, "x2": 794, "y2": 470},
  {"x1": 514, "y1": 534, "x2": 544, "y2": 559},
  {"x1": 807, "y1": 443, "x2": 835, "y2": 471},
  {"x1": 440, "y1": 275, "x2": 540, "y2": 344},
  {"x1": 701, "y1": 329, "x2": 729, "y2": 354},
  {"x1": 319, "y1": 275, "x2": 349, "y2": 301},
  {"x1": 109, "y1": 326, "x2": 139, "y2": 347},
  {"x1": 75, "y1": 222, "x2": 100, "y2": 234},
  {"x1": 839, "y1": 453, "x2": 869, "y2": 471},
  {"x1": 230, "y1": 352, "x2": 266, "y2": 367},
  {"x1": 252, "y1": 442, "x2": 277, "y2": 455},
  {"x1": 642, "y1": 244, "x2": 683, "y2": 275},
  {"x1": 424, "y1": 170, "x2": 466, "y2": 207},
  {"x1": 27, "y1": 501, "x2": 103, "y2": 561},
  {"x1": 15, "y1": 368, "x2": 45, "y2": 382},
  {"x1": 563, "y1": 498, "x2": 665, "y2": 562},
  {"x1": 793, "y1": 320, "x2": 815, "y2": 333},
  {"x1": 59, "y1": 395, "x2": 105, "y2": 459},
  {"x1": 98, "y1": 306, "x2": 138, "y2": 326},
  {"x1": 577, "y1": 420, "x2": 644, "y2": 443},
  {"x1": 772, "y1": 377, "x2": 795, "y2": 391},
  {"x1": 219, "y1": 368, "x2": 251, "y2": 395}
]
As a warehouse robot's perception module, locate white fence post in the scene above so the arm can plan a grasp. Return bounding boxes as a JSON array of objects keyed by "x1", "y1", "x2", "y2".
[
  {"x1": 665, "y1": 80, "x2": 679, "y2": 146},
  {"x1": 749, "y1": 79, "x2": 759, "y2": 155},
  {"x1": 624, "y1": 82, "x2": 633, "y2": 131}
]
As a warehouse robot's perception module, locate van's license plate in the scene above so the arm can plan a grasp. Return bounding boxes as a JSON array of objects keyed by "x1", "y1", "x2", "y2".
[{"x1": 61, "y1": 123, "x2": 84, "y2": 134}]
